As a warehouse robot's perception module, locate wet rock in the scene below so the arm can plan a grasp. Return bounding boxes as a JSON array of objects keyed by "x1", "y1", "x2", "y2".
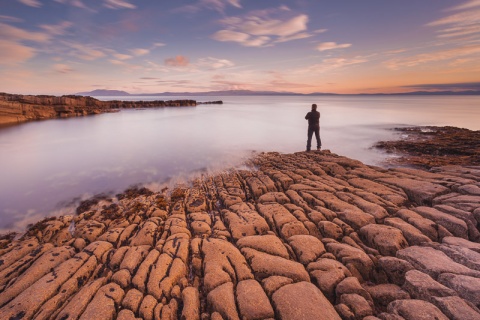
[{"x1": 272, "y1": 282, "x2": 341, "y2": 320}]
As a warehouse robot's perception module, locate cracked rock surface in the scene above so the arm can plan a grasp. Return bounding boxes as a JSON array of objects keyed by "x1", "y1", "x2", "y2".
[{"x1": 1, "y1": 150, "x2": 480, "y2": 320}]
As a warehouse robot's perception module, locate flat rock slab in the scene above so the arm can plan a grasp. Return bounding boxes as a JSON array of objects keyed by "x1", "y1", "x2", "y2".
[
  {"x1": 272, "y1": 282, "x2": 341, "y2": 320},
  {"x1": 396, "y1": 246, "x2": 480, "y2": 279},
  {"x1": 377, "y1": 177, "x2": 449, "y2": 206}
]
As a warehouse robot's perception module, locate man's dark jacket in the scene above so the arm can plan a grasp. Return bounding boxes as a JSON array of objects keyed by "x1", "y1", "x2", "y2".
[{"x1": 305, "y1": 110, "x2": 320, "y2": 127}]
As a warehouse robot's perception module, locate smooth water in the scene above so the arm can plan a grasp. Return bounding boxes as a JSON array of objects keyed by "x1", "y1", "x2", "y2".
[{"x1": 0, "y1": 95, "x2": 479, "y2": 232}]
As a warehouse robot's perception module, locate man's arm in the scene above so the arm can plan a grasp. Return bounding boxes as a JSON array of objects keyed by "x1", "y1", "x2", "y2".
[{"x1": 305, "y1": 112, "x2": 310, "y2": 120}]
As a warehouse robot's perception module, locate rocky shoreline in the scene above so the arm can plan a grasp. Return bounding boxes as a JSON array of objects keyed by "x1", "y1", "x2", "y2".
[
  {"x1": 0, "y1": 93, "x2": 216, "y2": 126},
  {"x1": 375, "y1": 126, "x2": 480, "y2": 169},
  {"x1": 0, "y1": 147, "x2": 479, "y2": 319}
]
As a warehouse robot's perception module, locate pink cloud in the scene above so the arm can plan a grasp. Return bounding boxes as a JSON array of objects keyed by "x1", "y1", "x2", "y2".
[
  {"x1": 316, "y1": 42, "x2": 352, "y2": 52},
  {"x1": 18, "y1": 0, "x2": 42, "y2": 8},
  {"x1": 0, "y1": 40, "x2": 36, "y2": 65},
  {"x1": 165, "y1": 55, "x2": 190, "y2": 67}
]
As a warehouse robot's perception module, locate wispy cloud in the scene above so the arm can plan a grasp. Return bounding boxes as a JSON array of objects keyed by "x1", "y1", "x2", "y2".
[
  {"x1": 113, "y1": 53, "x2": 133, "y2": 60},
  {"x1": 103, "y1": 0, "x2": 136, "y2": 10},
  {"x1": 316, "y1": 42, "x2": 351, "y2": 52},
  {"x1": 18, "y1": 0, "x2": 42, "y2": 8},
  {"x1": 175, "y1": 0, "x2": 242, "y2": 14},
  {"x1": 0, "y1": 22, "x2": 49, "y2": 42},
  {"x1": 54, "y1": 0, "x2": 91, "y2": 10},
  {"x1": 53, "y1": 63, "x2": 74, "y2": 73},
  {"x1": 305, "y1": 57, "x2": 368, "y2": 73},
  {"x1": 165, "y1": 55, "x2": 190, "y2": 67},
  {"x1": 130, "y1": 48, "x2": 150, "y2": 56},
  {"x1": 39, "y1": 21, "x2": 72, "y2": 36},
  {"x1": 446, "y1": 0, "x2": 480, "y2": 11},
  {"x1": 0, "y1": 15, "x2": 24, "y2": 23},
  {"x1": 401, "y1": 82, "x2": 480, "y2": 91},
  {"x1": 63, "y1": 41, "x2": 106, "y2": 60},
  {"x1": 212, "y1": 8, "x2": 312, "y2": 47},
  {"x1": 428, "y1": 1, "x2": 480, "y2": 39},
  {"x1": 0, "y1": 40, "x2": 36, "y2": 65},
  {"x1": 197, "y1": 57, "x2": 235, "y2": 69},
  {"x1": 384, "y1": 45, "x2": 480, "y2": 69},
  {"x1": 0, "y1": 22, "x2": 49, "y2": 65}
]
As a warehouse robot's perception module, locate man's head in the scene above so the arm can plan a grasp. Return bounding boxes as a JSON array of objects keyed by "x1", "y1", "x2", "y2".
[{"x1": 312, "y1": 104, "x2": 317, "y2": 111}]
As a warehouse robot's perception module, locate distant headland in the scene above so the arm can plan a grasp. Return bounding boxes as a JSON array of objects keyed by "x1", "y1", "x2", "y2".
[{"x1": 75, "y1": 89, "x2": 480, "y2": 97}]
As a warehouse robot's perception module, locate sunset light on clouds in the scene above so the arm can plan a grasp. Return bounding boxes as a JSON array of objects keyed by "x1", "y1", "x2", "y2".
[{"x1": 1, "y1": 0, "x2": 480, "y2": 94}]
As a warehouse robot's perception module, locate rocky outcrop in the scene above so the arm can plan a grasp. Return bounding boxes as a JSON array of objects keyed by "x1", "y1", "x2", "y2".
[
  {"x1": 1, "y1": 150, "x2": 480, "y2": 319},
  {"x1": 0, "y1": 93, "x2": 198, "y2": 125},
  {"x1": 375, "y1": 126, "x2": 480, "y2": 168}
]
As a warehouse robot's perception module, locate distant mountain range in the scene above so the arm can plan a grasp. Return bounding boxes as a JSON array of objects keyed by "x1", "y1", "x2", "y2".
[{"x1": 75, "y1": 89, "x2": 480, "y2": 97}]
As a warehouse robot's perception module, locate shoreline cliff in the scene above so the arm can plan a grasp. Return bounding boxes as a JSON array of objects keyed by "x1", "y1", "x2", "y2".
[
  {"x1": 0, "y1": 129, "x2": 479, "y2": 319},
  {"x1": 0, "y1": 93, "x2": 200, "y2": 126}
]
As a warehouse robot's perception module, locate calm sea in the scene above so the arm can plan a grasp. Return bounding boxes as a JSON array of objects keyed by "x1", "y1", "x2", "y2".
[{"x1": 1, "y1": 95, "x2": 479, "y2": 232}]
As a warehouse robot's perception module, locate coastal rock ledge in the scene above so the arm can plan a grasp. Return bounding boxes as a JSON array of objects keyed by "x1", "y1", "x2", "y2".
[
  {"x1": 0, "y1": 93, "x2": 198, "y2": 125},
  {"x1": 1, "y1": 151, "x2": 480, "y2": 320}
]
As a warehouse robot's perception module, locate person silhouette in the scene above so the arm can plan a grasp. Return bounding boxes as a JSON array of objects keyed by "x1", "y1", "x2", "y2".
[{"x1": 305, "y1": 103, "x2": 321, "y2": 151}]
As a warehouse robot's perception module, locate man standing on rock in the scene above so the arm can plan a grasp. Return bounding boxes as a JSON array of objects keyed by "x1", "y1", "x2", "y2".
[{"x1": 305, "y1": 103, "x2": 321, "y2": 151}]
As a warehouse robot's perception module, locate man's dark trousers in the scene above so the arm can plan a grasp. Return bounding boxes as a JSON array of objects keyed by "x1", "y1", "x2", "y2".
[{"x1": 307, "y1": 125, "x2": 321, "y2": 151}]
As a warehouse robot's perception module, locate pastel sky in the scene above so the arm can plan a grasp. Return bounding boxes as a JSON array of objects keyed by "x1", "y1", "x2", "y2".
[{"x1": 1, "y1": 0, "x2": 480, "y2": 94}]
